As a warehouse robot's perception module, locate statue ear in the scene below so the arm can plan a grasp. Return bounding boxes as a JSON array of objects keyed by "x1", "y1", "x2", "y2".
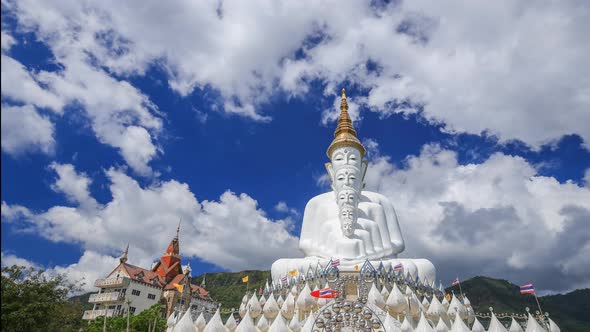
[
  {"x1": 325, "y1": 162, "x2": 334, "y2": 180},
  {"x1": 325, "y1": 162, "x2": 336, "y2": 191}
]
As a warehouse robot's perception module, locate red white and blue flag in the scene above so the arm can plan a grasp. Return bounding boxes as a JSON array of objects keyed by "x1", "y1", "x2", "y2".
[
  {"x1": 310, "y1": 287, "x2": 340, "y2": 299},
  {"x1": 331, "y1": 259, "x2": 341, "y2": 268},
  {"x1": 393, "y1": 263, "x2": 403, "y2": 271},
  {"x1": 281, "y1": 276, "x2": 288, "y2": 284},
  {"x1": 520, "y1": 283, "x2": 535, "y2": 294},
  {"x1": 452, "y1": 277, "x2": 460, "y2": 286}
]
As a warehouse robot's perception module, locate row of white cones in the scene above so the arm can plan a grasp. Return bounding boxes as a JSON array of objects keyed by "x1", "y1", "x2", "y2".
[
  {"x1": 166, "y1": 280, "x2": 560, "y2": 332},
  {"x1": 166, "y1": 306, "x2": 560, "y2": 332}
]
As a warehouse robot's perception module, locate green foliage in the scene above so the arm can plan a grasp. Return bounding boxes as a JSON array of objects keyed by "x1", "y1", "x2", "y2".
[
  {"x1": 1, "y1": 265, "x2": 84, "y2": 332},
  {"x1": 82, "y1": 303, "x2": 166, "y2": 332},
  {"x1": 191, "y1": 270, "x2": 270, "y2": 314}
]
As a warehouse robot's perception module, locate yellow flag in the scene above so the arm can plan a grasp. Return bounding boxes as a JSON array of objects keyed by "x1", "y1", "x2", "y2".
[
  {"x1": 173, "y1": 283, "x2": 184, "y2": 293},
  {"x1": 354, "y1": 265, "x2": 359, "y2": 271},
  {"x1": 288, "y1": 269, "x2": 298, "y2": 276},
  {"x1": 445, "y1": 293, "x2": 451, "y2": 302},
  {"x1": 242, "y1": 276, "x2": 249, "y2": 283}
]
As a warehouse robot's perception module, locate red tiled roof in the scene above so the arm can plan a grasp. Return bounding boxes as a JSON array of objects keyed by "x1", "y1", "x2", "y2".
[
  {"x1": 191, "y1": 284, "x2": 209, "y2": 297},
  {"x1": 122, "y1": 263, "x2": 165, "y2": 287},
  {"x1": 164, "y1": 274, "x2": 186, "y2": 290}
]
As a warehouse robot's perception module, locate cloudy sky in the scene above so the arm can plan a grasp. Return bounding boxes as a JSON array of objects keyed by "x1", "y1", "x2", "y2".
[{"x1": 2, "y1": 0, "x2": 589, "y2": 294}]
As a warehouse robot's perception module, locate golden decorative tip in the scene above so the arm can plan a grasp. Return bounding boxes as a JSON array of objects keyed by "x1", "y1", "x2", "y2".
[{"x1": 326, "y1": 88, "x2": 366, "y2": 158}]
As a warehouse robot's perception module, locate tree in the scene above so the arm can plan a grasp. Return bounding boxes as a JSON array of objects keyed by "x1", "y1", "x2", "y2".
[
  {"x1": 1, "y1": 265, "x2": 84, "y2": 332},
  {"x1": 83, "y1": 303, "x2": 166, "y2": 332}
]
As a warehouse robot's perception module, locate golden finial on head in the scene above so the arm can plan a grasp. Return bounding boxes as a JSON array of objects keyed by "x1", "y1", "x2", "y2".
[
  {"x1": 341, "y1": 88, "x2": 348, "y2": 111},
  {"x1": 326, "y1": 88, "x2": 366, "y2": 158}
]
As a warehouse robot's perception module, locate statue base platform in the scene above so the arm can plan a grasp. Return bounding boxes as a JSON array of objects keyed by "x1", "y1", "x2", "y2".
[{"x1": 271, "y1": 256, "x2": 436, "y2": 285}]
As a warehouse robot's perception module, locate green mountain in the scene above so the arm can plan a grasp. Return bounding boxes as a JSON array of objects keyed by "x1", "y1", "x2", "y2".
[
  {"x1": 445, "y1": 276, "x2": 590, "y2": 331},
  {"x1": 191, "y1": 270, "x2": 270, "y2": 312}
]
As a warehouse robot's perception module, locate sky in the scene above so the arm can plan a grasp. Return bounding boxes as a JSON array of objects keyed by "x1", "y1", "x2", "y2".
[{"x1": 1, "y1": 0, "x2": 590, "y2": 295}]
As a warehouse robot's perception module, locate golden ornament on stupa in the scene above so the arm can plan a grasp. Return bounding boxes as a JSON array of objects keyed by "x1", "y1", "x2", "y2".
[{"x1": 327, "y1": 88, "x2": 366, "y2": 158}]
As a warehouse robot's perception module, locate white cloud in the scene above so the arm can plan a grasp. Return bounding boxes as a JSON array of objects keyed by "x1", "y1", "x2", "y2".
[
  {"x1": 1, "y1": 54, "x2": 65, "y2": 112},
  {"x1": 1, "y1": 163, "x2": 301, "y2": 273},
  {"x1": 363, "y1": 144, "x2": 590, "y2": 292},
  {"x1": 1, "y1": 250, "x2": 120, "y2": 293},
  {"x1": 9, "y1": 0, "x2": 588, "y2": 147},
  {"x1": 1, "y1": 104, "x2": 55, "y2": 155},
  {"x1": 48, "y1": 163, "x2": 98, "y2": 209},
  {"x1": 1, "y1": 252, "x2": 41, "y2": 270},
  {"x1": 274, "y1": 201, "x2": 299, "y2": 216},
  {"x1": 1, "y1": 30, "x2": 16, "y2": 51}
]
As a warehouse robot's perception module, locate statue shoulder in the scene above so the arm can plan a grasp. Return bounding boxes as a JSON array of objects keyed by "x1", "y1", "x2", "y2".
[
  {"x1": 360, "y1": 191, "x2": 391, "y2": 204},
  {"x1": 304, "y1": 192, "x2": 334, "y2": 209}
]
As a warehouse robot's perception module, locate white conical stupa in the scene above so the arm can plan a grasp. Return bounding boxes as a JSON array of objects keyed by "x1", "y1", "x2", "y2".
[
  {"x1": 224, "y1": 313, "x2": 237, "y2": 332},
  {"x1": 548, "y1": 318, "x2": 560, "y2": 332},
  {"x1": 194, "y1": 312, "x2": 206, "y2": 331},
  {"x1": 256, "y1": 314, "x2": 270, "y2": 332},
  {"x1": 281, "y1": 292, "x2": 296, "y2": 320},
  {"x1": 471, "y1": 317, "x2": 486, "y2": 332},
  {"x1": 384, "y1": 312, "x2": 403, "y2": 331},
  {"x1": 488, "y1": 310, "x2": 509, "y2": 332},
  {"x1": 450, "y1": 310, "x2": 470, "y2": 332},
  {"x1": 415, "y1": 312, "x2": 435, "y2": 332},
  {"x1": 426, "y1": 295, "x2": 446, "y2": 321},
  {"x1": 368, "y1": 282, "x2": 386, "y2": 310},
  {"x1": 203, "y1": 309, "x2": 225, "y2": 332},
  {"x1": 387, "y1": 283, "x2": 408, "y2": 315},
  {"x1": 301, "y1": 313, "x2": 315, "y2": 332},
  {"x1": 524, "y1": 313, "x2": 547, "y2": 332},
  {"x1": 289, "y1": 311, "x2": 301, "y2": 332},
  {"x1": 236, "y1": 309, "x2": 258, "y2": 332},
  {"x1": 247, "y1": 293, "x2": 263, "y2": 319},
  {"x1": 435, "y1": 317, "x2": 448, "y2": 332},
  {"x1": 263, "y1": 293, "x2": 280, "y2": 320},
  {"x1": 381, "y1": 285, "x2": 390, "y2": 300},
  {"x1": 269, "y1": 314, "x2": 291, "y2": 332},
  {"x1": 509, "y1": 318, "x2": 524, "y2": 332},
  {"x1": 295, "y1": 283, "x2": 314, "y2": 313},
  {"x1": 173, "y1": 310, "x2": 197, "y2": 332},
  {"x1": 401, "y1": 313, "x2": 415, "y2": 332}
]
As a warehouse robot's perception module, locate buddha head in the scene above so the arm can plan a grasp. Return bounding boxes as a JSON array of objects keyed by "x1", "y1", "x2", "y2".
[
  {"x1": 325, "y1": 89, "x2": 367, "y2": 192},
  {"x1": 332, "y1": 166, "x2": 363, "y2": 193},
  {"x1": 337, "y1": 188, "x2": 357, "y2": 207},
  {"x1": 339, "y1": 203, "x2": 357, "y2": 237}
]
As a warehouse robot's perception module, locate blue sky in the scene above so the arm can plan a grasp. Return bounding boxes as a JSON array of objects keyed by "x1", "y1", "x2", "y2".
[{"x1": 2, "y1": 0, "x2": 590, "y2": 294}]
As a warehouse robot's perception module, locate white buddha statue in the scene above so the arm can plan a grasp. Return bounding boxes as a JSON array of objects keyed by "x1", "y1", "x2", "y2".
[{"x1": 272, "y1": 89, "x2": 435, "y2": 283}]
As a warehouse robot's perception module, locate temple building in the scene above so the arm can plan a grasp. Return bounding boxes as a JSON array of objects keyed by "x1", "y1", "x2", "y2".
[{"x1": 82, "y1": 226, "x2": 217, "y2": 321}]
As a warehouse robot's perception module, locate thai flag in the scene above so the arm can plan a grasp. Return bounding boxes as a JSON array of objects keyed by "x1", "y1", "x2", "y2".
[
  {"x1": 520, "y1": 283, "x2": 535, "y2": 294},
  {"x1": 331, "y1": 259, "x2": 340, "y2": 268},
  {"x1": 452, "y1": 277, "x2": 460, "y2": 286},
  {"x1": 394, "y1": 263, "x2": 403, "y2": 271},
  {"x1": 319, "y1": 288, "x2": 333, "y2": 297},
  {"x1": 281, "y1": 276, "x2": 288, "y2": 284}
]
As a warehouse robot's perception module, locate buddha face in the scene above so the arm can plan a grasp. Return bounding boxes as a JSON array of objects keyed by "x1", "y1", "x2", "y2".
[
  {"x1": 341, "y1": 221, "x2": 354, "y2": 237},
  {"x1": 337, "y1": 189, "x2": 357, "y2": 207},
  {"x1": 331, "y1": 147, "x2": 361, "y2": 169},
  {"x1": 339, "y1": 204, "x2": 357, "y2": 237},
  {"x1": 333, "y1": 166, "x2": 362, "y2": 192}
]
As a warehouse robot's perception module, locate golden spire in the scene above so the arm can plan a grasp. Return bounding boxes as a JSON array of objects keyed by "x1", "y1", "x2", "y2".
[
  {"x1": 175, "y1": 217, "x2": 181, "y2": 240},
  {"x1": 327, "y1": 88, "x2": 366, "y2": 158}
]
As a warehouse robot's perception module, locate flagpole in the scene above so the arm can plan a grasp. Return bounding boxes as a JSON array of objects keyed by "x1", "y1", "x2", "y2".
[
  {"x1": 533, "y1": 291, "x2": 544, "y2": 317},
  {"x1": 458, "y1": 281, "x2": 464, "y2": 299}
]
